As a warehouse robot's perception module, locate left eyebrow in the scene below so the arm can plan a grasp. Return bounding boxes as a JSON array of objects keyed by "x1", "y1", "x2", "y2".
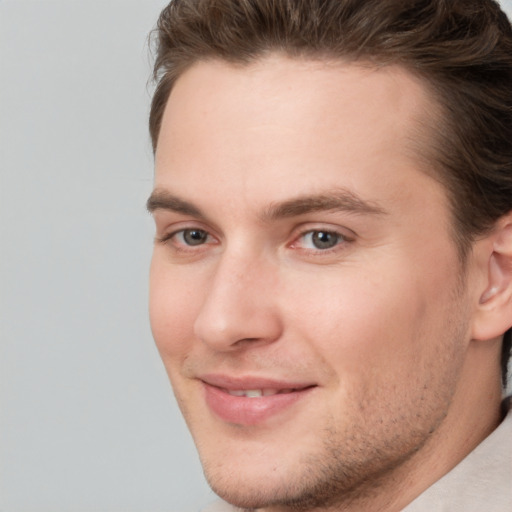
[
  {"x1": 261, "y1": 189, "x2": 388, "y2": 221},
  {"x1": 146, "y1": 189, "x2": 206, "y2": 219}
]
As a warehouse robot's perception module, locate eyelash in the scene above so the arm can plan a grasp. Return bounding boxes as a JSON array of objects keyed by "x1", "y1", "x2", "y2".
[
  {"x1": 157, "y1": 228, "x2": 214, "y2": 249},
  {"x1": 292, "y1": 229, "x2": 350, "y2": 253},
  {"x1": 157, "y1": 226, "x2": 352, "y2": 256}
]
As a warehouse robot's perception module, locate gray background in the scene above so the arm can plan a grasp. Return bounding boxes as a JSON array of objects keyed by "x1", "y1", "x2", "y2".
[
  {"x1": 1, "y1": 1, "x2": 511, "y2": 511},
  {"x1": 0, "y1": 1, "x2": 214, "y2": 511}
]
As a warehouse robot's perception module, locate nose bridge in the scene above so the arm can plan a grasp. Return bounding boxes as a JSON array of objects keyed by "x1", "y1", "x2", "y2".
[{"x1": 193, "y1": 244, "x2": 281, "y2": 350}]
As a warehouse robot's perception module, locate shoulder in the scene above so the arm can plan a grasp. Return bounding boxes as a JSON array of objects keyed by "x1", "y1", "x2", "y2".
[{"x1": 404, "y1": 397, "x2": 512, "y2": 512}]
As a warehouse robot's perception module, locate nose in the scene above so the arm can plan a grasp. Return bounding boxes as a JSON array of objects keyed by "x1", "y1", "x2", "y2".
[{"x1": 193, "y1": 250, "x2": 283, "y2": 351}]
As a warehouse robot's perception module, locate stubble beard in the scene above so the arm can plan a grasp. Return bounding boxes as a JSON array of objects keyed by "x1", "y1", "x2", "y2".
[
  {"x1": 202, "y1": 345, "x2": 467, "y2": 509},
  {"x1": 197, "y1": 281, "x2": 470, "y2": 512},
  {"x1": 204, "y1": 405, "x2": 451, "y2": 512}
]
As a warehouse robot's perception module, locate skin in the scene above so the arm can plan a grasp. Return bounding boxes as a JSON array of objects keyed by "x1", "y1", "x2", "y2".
[{"x1": 148, "y1": 56, "x2": 504, "y2": 512}]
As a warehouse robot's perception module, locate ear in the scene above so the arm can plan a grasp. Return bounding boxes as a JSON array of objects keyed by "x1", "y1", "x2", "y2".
[{"x1": 471, "y1": 213, "x2": 512, "y2": 341}]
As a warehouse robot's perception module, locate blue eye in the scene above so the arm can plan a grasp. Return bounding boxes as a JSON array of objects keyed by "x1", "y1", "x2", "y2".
[{"x1": 301, "y1": 230, "x2": 343, "y2": 250}]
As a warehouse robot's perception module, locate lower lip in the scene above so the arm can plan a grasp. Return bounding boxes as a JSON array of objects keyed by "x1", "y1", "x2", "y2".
[{"x1": 203, "y1": 383, "x2": 314, "y2": 426}]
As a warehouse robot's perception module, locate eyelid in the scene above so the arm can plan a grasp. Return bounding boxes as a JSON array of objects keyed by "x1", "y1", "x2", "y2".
[
  {"x1": 288, "y1": 224, "x2": 356, "y2": 253},
  {"x1": 154, "y1": 219, "x2": 355, "y2": 256},
  {"x1": 290, "y1": 223, "x2": 355, "y2": 241},
  {"x1": 156, "y1": 221, "x2": 219, "y2": 248}
]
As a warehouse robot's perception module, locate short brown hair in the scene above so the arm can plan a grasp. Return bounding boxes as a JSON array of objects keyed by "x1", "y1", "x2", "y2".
[{"x1": 149, "y1": 0, "x2": 512, "y2": 385}]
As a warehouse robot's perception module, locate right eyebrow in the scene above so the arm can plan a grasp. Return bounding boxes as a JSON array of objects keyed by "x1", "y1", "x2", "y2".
[
  {"x1": 261, "y1": 189, "x2": 388, "y2": 221},
  {"x1": 146, "y1": 189, "x2": 205, "y2": 218}
]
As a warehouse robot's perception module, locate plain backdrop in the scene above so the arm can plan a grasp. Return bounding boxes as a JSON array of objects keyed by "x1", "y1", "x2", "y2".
[{"x1": 1, "y1": 1, "x2": 512, "y2": 511}]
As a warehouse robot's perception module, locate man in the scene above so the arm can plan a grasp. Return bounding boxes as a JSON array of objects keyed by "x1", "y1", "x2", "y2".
[{"x1": 146, "y1": 1, "x2": 512, "y2": 510}]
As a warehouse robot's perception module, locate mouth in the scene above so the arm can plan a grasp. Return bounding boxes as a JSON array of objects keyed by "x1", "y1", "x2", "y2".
[
  {"x1": 224, "y1": 387, "x2": 301, "y2": 397},
  {"x1": 200, "y1": 375, "x2": 316, "y2": 426}
]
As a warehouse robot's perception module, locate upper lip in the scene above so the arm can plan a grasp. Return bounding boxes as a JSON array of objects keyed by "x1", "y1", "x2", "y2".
[{"x1": 199, "y1": 373, "x2": 316, "y2": 391}]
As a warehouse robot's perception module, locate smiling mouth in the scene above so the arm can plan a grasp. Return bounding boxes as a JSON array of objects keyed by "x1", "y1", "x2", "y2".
[
  {"x1": 202, "y1": 381, "x2": 316, "y2": 425},
  {"x1": 225, "y1": 388, "x2": 300, "y2": 397}
]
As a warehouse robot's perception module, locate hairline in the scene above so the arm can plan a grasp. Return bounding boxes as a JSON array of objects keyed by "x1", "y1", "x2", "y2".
[{"x1": 152, "y1": 52, "x2": 477, "y2": 266}]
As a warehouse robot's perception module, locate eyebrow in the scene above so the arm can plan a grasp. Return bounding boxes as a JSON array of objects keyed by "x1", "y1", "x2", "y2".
[
  {"x1": 146, "y1": 189, "x2": 205, "y2": 218},
  {"x1": 262, "y1": 189, "x2": 387, "y2": 220},
  {"x1": 146, "y1": 188, "x2": 387, "y2": 220}
]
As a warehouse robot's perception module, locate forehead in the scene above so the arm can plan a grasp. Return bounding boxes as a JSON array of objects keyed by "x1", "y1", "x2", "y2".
[
  {"x1": 157, "y1": 56, "x2": 432, "y2": 149},
  {"x1": 154, "y1": 56, "x2": 440, "y2": 214}
]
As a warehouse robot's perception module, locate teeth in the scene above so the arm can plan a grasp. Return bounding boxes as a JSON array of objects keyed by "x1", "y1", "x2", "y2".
[
  {"x1": 245, "y1": 390, "x2": 263, "y2": 398},
  {"x1": 228, "y1": 390, "x2": 246, "y2": 397},
  {"x1": 227, "y1": 388, "x2": 295, "y2": 397}
]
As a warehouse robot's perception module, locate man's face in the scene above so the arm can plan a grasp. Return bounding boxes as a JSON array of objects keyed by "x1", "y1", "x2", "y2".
[{"x1": 149, "y1": 57, "x2": 476, "y2": 510}]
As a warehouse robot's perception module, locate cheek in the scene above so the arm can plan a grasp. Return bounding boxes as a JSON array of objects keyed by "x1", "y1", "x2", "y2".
[
  {"x1": 282, "y1": 262, "x2": 448, "y2": 381},
  {"x1": 149, "y1": 257, "x2": 202, "y2": 360}
]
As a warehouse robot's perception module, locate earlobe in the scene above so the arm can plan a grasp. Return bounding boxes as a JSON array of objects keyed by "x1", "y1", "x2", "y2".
[{"x1": 472, "y1": 217, "x2": 512, "y2": 341}]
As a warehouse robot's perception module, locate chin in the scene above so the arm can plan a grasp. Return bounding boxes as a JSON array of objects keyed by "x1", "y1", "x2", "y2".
[
  {"x1": 198, "y1": 445, "x2": 352, "y2": 511},
  {"x1": 195, "y1": 416, "x2": 435, "y2": 512},
  {"x1": 205, "y1": 470, "x2": 309, "y2": 511},
  {"x1": 199, "y1": 448, "x2": 314, "y2": 509},
  {"x1": 208, "y1": 483, "x2": 278, "y2": 510},
  {"x1": 203, "y1": 463, "x2": 368, "y2": 512}
]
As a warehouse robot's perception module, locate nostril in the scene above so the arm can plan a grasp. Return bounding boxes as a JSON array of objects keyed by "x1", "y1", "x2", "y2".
[{"x1": 232, "y1": 337, "x2": 267, "y2": 348}]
